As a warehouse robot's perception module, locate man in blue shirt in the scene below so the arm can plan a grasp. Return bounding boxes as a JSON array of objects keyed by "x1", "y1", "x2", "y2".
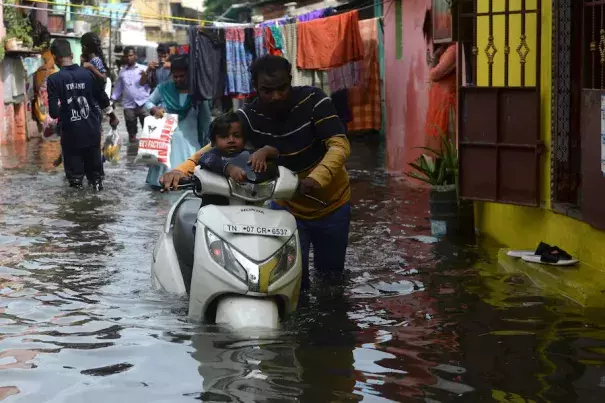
[
  {"x1": 47, "y1": 39, "x2": 119, "y2": 190},
  {"x1": 111, "y1": 46, "x2": 150, "y2": 143}
]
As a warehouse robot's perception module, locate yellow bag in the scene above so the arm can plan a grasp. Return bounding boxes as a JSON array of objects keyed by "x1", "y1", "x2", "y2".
[{"x1": 103, "y1": 129, "x2": 122, "y2": 162}]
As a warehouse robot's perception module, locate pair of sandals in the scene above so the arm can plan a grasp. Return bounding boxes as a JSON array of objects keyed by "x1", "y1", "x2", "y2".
[{"x1": 506, "y1": 242, "x2": 579, "y2": 266}]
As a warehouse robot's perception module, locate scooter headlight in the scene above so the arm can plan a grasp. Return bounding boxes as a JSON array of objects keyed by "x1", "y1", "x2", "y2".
[
  {"x1": 205, "y1": 229, "x2": 248, "y2": 283},
  {"x1": 228, "y1": 179, "x2": 276, "y2": 202},
  {"x1": 269, "y1": 236, "x2": 298, "y2": 285}
]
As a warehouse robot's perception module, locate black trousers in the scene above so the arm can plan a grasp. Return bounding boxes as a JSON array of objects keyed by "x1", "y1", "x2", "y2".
[
  {"x1": 124, "y1": 106, "x2": 149, "y2": 138},
  {"x1": 63, "y1": 145, "x2": 103, "y2": 183}
]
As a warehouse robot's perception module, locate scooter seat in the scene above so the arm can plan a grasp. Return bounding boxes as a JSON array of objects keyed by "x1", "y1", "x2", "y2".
[{"x1": 173, "y1": 197, "x2": 201, "y2": 292}]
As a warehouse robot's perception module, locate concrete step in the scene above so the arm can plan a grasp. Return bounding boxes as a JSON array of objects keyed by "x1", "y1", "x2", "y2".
[{"x1": 497, "y1": 249, "x2": 605, "y2": 307}]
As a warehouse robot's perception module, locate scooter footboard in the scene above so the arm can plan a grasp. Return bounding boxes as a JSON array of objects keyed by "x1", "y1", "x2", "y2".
[{"x1": 216, "y1": 296, "x2": 279, "y2": 329}]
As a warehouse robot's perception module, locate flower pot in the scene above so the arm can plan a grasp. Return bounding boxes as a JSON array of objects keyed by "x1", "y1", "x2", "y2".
[
  {"x1": 5, "y1": 38, "x2": 18, "y2": 51},
  {"x1": 429, "y1": 184, "x2": 475, "y2": 238}
]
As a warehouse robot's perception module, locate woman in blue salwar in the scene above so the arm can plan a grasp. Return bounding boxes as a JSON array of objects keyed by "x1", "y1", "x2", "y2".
[{"x1": 145, "y1": 55, "x2": 212, "y2": 187}]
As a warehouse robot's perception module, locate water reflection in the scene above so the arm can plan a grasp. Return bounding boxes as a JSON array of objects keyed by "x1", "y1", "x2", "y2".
[
  {"x1": 189, "y1": 289, "x2": 362, "y2": 402},
  {"x1": 2, "y1": 138, "x2": 605, "y2": 402}
]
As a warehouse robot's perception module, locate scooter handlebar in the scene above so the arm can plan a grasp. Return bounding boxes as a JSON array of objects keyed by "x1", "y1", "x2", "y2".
[{"x1": 176, "y1": 176, "x2": 196, "y2": 190}]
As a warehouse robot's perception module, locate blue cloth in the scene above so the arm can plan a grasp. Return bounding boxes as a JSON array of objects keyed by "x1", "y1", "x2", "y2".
[
  {"x1": 225, "y1": 29, "x2": 253, "y2": 96},
  {"x1": 145, "y1": 90, "x2": 209, "y2": 187},
  {"x1": 90, "y1": 57, "x2": 106, "y2": 74},
  {"x1": 198, "y1": 148, "x2": 234, "y2": 175},
  {"x1": 254, "y1": 28, "x2": 268, "y2": 59},
  {"x1": 270, "y1": 201, "x2": 351, "y2": 289},
  {"x1": 111, "y1": 64, "x2": 150, "y2": 108}
]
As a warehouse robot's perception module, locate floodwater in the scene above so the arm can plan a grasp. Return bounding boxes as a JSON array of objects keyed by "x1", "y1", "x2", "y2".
[{"x1": 1, "y1": 135, "x2": 605, "y2": 403}]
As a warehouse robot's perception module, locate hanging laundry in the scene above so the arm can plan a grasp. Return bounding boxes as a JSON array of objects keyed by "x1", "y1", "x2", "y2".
[
  {"x1": 188, "y1": 26, "x2": 226, "y2": 103},
  {"x1": 244, "y1": 28, "x2": 256, "y2": 59},
  {"x1": 254, "y1": 27, "x2": 268, "y2": 59},
  {"x1": 328, "y1": 61, "x2": 362, "y2": 93},
  {"x1": 265, "y1": 26, "x2": 284, "y2": 56},
  {"x1": 259, "y1": 17, "x2": 292, "y2": 28},
  {"x1": 331, "y1": 89, "x2": 351, "y2": 126},
  {"x1": 348, "y1": 18, "x2": 382, "y2": 133},
  {"x1": 297, "y1": 10, "x2": 364, "y2": 70},
  {"x1": 281, "y1": 23, "x2": 319, "y2": 87},
  {"x1": 213, "y1": 22, "x2": 253, "y2": 28},
  {"x1": 297, "y1": 8, "x2": 335, "y2": 23},
  {"x1": 225, "y1": 28, "x2": 254, "y2": 96}
]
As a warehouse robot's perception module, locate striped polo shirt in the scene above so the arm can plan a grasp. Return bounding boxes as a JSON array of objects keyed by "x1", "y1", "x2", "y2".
[{"x1": 237, "y1": 86, "x2": 345, "y2": 174}]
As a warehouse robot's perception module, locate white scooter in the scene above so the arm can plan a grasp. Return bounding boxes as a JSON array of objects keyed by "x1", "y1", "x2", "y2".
[{"x1": 151, "y1": 151, "x2": 303, "y2": 330}]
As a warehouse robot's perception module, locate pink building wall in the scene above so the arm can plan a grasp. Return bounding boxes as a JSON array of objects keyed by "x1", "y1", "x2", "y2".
[
  {"x1": 384, "y1": 0, "x2": 431, "y2": 173},
  {"x1": 0, "y1": 4, "x2": 6, "y2": 143}
]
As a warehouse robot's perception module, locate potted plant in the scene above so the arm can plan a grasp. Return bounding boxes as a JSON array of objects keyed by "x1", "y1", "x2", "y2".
[
  {"x1": 3, "y1": 0, "x2": 33, "y2": 51},
  {"x1": 407, "y1": 134, "x2": 474, "y2": 238}
]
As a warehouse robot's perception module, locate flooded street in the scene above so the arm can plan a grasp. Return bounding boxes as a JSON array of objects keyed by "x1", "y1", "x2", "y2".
[{"x1": 2, "y1": 136, "x2": 605, "y2": 402}]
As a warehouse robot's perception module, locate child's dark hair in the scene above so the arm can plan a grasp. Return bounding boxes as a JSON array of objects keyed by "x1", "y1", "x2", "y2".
[
  {"x1": 81, "y1": 32, "x2": 108, "y2": 72},
  {"x1": 209, "y1": 111, "x2": 242, "y2": 144}
]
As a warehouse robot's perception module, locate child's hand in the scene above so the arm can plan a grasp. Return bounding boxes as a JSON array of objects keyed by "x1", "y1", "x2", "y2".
[
  {"x1": 226, "y1": 164, "x2": 247, "y2": 183},
  {"x1": 248, "y1": 149, "x2": 269, "y2": 172},
  {"x1": 82, "y1": 62, "x2": 92, "y2": 70}
]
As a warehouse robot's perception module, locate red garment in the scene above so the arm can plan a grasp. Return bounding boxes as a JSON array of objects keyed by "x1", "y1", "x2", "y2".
[
  {"x1": 425, "y1": 44, "x2": 457, "y2": 150},
  {"x1": 347, "y1": 18, "x2": 381, "y2": 132},
  {"x1": 265, "y1": 27, "x2": 283, "y2": 56},
  {"x1": 296, "y1": 10, "x2": 364, "y2": 70}
]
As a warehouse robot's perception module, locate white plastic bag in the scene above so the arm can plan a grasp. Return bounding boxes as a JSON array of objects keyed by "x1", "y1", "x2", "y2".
[
  {"x1": 105, "y1": 77, "x2": 112, "y2": 100},
  {"x1": 135, "y1": 113, "x2": 178, "y2": 169},
  {"x1": 103, "y1": 128, "x2": 123, "y2": 162}
]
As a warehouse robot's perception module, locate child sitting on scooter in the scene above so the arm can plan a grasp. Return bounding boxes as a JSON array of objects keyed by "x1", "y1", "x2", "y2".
[{"x1": 198, "y1": 111, "x2": 278, "y2": 206}]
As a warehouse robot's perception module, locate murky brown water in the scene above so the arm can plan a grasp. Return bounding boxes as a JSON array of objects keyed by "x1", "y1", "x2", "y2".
[{"x1": 1, "y1": 134, "x2": 605, "y2": 402}]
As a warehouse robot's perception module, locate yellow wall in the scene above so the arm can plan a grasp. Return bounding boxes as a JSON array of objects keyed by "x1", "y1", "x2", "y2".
[
  {"x1": 476, "y1": 0, "x2": 538, "y2": 88},
  {"x1": 473, "y1": 1, "x2": 605, "y2": 272}
]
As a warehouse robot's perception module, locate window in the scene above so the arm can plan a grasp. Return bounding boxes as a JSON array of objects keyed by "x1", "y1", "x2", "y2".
[
  {"x1": 456, "y1": 0, "x2": 543, "y2": 206},
  {"x1": 552, "y1": 0, "x2": 605, "y2": 229}
]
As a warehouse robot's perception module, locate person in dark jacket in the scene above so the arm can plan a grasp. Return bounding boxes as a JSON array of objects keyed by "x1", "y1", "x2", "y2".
[{"x1": 47, "y1": 39, "x2": 119, "y2": 190}]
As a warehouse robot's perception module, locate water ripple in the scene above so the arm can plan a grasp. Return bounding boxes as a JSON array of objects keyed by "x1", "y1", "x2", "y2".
[{"x1": 1, "y1": 138, "x2": 605, "y2": 402}]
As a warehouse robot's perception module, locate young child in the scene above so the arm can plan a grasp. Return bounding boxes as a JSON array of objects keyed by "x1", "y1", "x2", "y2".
[
  {"x1": 47, "y1": 39, "x2": 119, "y2": 190},
  {"x1": 198, "y1": 111, "x2": 278, "y2": 205},
  {"x1": 81, "y1": 32, "x2": 108, "y2": 85},
  {"x1": 81, "y1": 32, "x2": 110, "y2": 169}
]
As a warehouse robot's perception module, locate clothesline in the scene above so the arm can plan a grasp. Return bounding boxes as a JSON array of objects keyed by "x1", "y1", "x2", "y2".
[{"x1": 9, "y1": 0, "x2": 384, "y2": 28}]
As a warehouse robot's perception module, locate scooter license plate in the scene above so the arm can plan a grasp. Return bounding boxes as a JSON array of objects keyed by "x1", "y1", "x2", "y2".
[{"x1": 224, "y1": 224, "x2": 291, "y2": 237}]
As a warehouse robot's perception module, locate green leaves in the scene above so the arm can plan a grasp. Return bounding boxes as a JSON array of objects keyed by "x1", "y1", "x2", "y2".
[
  {"x1": 3, "y1": 0, "x2": 33, "y2": 49},
  {"x1": 407, "y1": 133, "x2": 460, "y2": 202}
]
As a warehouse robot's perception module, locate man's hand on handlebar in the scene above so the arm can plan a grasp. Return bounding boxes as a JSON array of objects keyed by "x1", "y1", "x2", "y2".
[
  {"x1": 159, "y1": 170, "x2": 187, "y2": 192},
  {"x1": 226, "y1": 164, "x2": 247, "y2": 183},
  {"x1": 299, "y1": 177, "x2": 320, "y2": 196}
]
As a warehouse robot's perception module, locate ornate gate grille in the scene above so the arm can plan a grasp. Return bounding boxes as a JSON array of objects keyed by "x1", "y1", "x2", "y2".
[
  {"x1": 456, "y1": 0, "x2": 543, "y2": 206},
  {"x1": 584, "y1": 0, "x2": 605, "y2": 90}
]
